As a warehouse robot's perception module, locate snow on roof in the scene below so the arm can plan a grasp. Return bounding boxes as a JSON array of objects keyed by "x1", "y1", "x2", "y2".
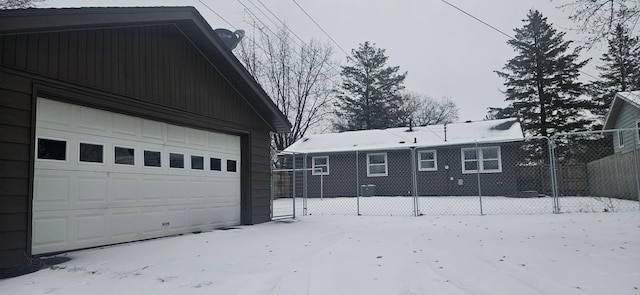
[
  {"x1": 284, "y1": 118, "x2": 524, "y2": 154},
  {"x1": 603, "y1": 91, "x2": 640, "y2": 130},
  {"x1": 617, "y1": 91, "x2": 640, "y2": 107}
]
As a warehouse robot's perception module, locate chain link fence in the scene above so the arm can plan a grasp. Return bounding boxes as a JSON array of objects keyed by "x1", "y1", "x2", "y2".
[{"x1": 272, "y1": 129, "x2": 640, "y2": 218}]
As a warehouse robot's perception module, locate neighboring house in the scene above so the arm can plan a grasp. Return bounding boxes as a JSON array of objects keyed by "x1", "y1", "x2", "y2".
[
  {"x1": 283, "y1": 118, "x2": 525, "y2": 198},
  {"x1": 0, "y1": 7, "x2": 290, "y2": 269},
  {"x1": 603, "y1": 91, "x2": 640, "y2": 153}
]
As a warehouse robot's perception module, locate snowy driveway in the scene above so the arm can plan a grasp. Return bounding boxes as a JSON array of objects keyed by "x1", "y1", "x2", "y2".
[{"x1": 2, "y1": 213, "x2": 639, "y2": 294}]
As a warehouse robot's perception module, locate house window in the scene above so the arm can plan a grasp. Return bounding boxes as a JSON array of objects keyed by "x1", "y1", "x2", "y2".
[
  {"x1": 37, "y1": 138, "x2": 66, "y2": 161},
  {"x1": 114, "y1": 146, "x2": 135, "y2": 165},
  {"x1": 79, "y1": 143, "x2": 103, "y2": 163},
  {"x1": 312, "y1": 156, "x2": 329, "y2": 175},
  {"x1": 169, "y1": 153, "x2": 184, "y2": 168},
  {"x1": 144, "y1": 150, "x2": 161, "y2": 167},
  {"x1": 191, "y1": 155, "x2": 204, "y2": 170},
  {"x1": 636, "y1": 120, "x2": 640, "y2": 144},
  {"x1": 227, "y1": 160, "x2": 237, "y2": 172},
  {"x1": 461, "y1": 146, "x2": 502, "y2": 173},
  {"x1": 367, "y1": 153, "x2": 388, "y2": 177},
  {"x1": 618, "y1": 130, "x2": 624, "y2": 148},
  {"x1": 418, "y1": 150, "x2": 437, "y2": 171},
  {"x1": 210, "y1": 157, "x2": 222, "y2": 171}
]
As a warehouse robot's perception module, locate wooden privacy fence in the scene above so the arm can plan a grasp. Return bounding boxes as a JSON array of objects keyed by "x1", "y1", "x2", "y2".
[
  {"x1": 517, "y1": 164, "x2": 589, "y2": 196},
  {"x1": 587, "y1": 152, "x2": 640, "y2": 200}
]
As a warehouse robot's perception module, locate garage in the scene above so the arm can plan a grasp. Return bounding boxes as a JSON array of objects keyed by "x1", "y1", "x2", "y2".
[
  {"x1": 0, "y1": 7, "x2": 291, "y2": 269},
  {"x1": 32, "y1": 98, "x2": 241, "y2": 254}
]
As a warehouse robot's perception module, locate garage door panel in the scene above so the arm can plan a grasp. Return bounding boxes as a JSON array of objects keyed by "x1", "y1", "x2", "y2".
[
  {"x1": 77, "y1": 176, "x2": 108, "y2": 202},
  {"x1": 34, "y1": 173, "x2": 70, "y2": 207},
  {"x1": 33, "y1": 98, "x2": 242, "y2": 255},
  {"x1": 32, "y1": 215, "x2": 69, "y2": 253},
  {"x1": 76, "y1": 213, "x2": 107, "y2": 244}
]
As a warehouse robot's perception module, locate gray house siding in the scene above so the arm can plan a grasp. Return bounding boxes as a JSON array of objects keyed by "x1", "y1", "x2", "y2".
[
  {"x1": 612, "y1": 102, "x2": 640, "y2": 154},
  {"x1": 299, "y1": 142, "x2": 521, "y2": 198}
]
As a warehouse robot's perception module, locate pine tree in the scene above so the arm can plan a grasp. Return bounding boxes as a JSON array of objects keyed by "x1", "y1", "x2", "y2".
[
  {"x1": 591, "y1": 23, "x2": 640, "y2": 118},
  {"x1": 494, "y1": 10, "x2": 591, "y2": 137},
  {"x1": 334, "y1": 42, "x2": 407, "y2": 131}
]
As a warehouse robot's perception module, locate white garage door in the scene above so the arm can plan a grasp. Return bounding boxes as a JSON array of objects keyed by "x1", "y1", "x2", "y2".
[{"x1": 32, "y1": 98, "x2": 241, "y2": 254}]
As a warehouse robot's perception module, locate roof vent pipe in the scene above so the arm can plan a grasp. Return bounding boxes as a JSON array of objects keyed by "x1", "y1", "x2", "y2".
[{"x1": 444, "y1": 123, "x2": 447, "y2": 142}]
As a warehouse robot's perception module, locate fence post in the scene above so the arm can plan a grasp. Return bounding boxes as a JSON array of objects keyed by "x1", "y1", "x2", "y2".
[
  {"x1": 303, "y1": 155, "x2": 308, "y2": 216},
  {"x1": 356, "y1": 150, "x2": 360, "y2": 216},
  {"x1": 634, "y1": 136, "x2": 640, "y2": 210},
  {"x1": 270, "y1": 149, "x2": 274, "y2": 220},
  {"x1": 410, "y1": 148, "x2": 419, "y2": 216},
  {"x1": 475, "y1": 142, "x2": 483, "y2": 215},
  {"x1": 548, "y1": 137, "x2": 560, "y2": 214},
  {"x1": 292, "y1": 152, "x2": 296, "y2": 219}
]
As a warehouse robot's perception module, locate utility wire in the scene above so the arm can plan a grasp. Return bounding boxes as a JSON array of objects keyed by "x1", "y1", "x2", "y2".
[
  {"x1": 440, "y1": 0, "x2": 600, "y2": 81},
  {"x1": 290, "y1": 0, "x2": 350, "y2": 57}
]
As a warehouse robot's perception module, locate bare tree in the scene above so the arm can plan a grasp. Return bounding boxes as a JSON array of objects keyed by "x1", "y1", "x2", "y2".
[
  {"x1": 0, "y1": 0, "x2": 43, "y2": 9},
  {"x1": 236, "y1": 24, "x2": 337, "y2": 151},
  {"x1": 556, "y1": 0, "x2": 640, "y2": 46},
  {"x1": 401, "y1": 92, "x2": 459, "y2": 126}
]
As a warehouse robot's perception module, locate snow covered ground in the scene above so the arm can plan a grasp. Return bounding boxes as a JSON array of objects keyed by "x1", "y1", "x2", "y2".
[
  {"x1": 273, "y1": 196, "x2": 640, "y2": 218},
  {"x1": 2, "y1": 212, "x2": 639, "y2": 294}
]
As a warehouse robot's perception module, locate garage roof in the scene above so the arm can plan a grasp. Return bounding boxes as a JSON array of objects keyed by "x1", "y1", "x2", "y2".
[{"x1": 0, "y1": 6, "x2": 291, "y2": 133}]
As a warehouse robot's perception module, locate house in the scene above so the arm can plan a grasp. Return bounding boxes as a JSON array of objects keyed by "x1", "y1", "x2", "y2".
[
  {"x1": 283, "y1": 118, "x2": 525, "y2": 198},
  {"x1": 0, "y1": 7, "x2": 290, "y2": 270},
  {"x1": 603, "y1": 91, "x2": 640, "y2": 152},
  {"x1": 587, "y1": 91, "x2": 640, "y2": 200}
]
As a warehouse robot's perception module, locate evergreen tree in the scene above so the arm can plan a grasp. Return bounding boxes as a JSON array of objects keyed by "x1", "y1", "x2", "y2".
[
  {"x1": 591, "y1": 23, "x2": 640, "y2": 118},
  {"x1": 334, "y1": 42, "x2": 407, "y2": 131},
  {"x1": 494, "y1": 10, "x2": 591, "y2": 137}
]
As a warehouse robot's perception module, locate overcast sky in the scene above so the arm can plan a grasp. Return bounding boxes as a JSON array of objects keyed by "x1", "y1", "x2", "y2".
[{"x1": 46, "y1": 0, "x2": 605, "y2": 123}]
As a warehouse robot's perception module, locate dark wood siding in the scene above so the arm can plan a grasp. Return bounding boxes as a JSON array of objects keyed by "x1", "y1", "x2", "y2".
[
  {"x1": 0, "y1": 23, "x2": 278, "y2": 268},
  {"x1": 0, "y1": 72, "x2": 32, "y2": 268}
]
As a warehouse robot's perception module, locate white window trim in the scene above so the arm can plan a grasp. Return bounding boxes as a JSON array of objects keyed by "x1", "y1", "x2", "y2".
[
  {"x1": 618, "y1": 130, "x2": 625, "y2": 148},
  {"x1": 312, "y1": 156, "x2": 329, "y2": 175},
  {"x1": 367, "y1": 153, "x2": 388, "y2": 177},
  {"x1": 461, "y1": 146, "x2": 502, "y2": 174},
  {"x1": 418, "y1": 150, "x2": 437, "y2": 171}
]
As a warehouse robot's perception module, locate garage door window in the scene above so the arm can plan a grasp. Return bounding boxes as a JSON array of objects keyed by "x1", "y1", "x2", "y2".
[
  {"x1": 79, "y1": 143, "x2": 103, "y2": 163},
  {"x1": 114, "y1": 147, "x2": 135, "y2": 165},
  {"x1": 170, "y1": 153, "x2": 184, "y2": 168},
  {"x1": 191, "y1": 155, "x2": 204, "y2": 170},
  {"x1": 227, "y1": 160, "x2": 237, "y2": 172},
  {"x1": 144, "y1": 150, "x2": 161, "y2": 167},
  {"x1": 37, "y1": 138, "x2": 67, "y2": 161},
  {"x1": 210, "y1": 158, "x2": 221, "y2": 171}
]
